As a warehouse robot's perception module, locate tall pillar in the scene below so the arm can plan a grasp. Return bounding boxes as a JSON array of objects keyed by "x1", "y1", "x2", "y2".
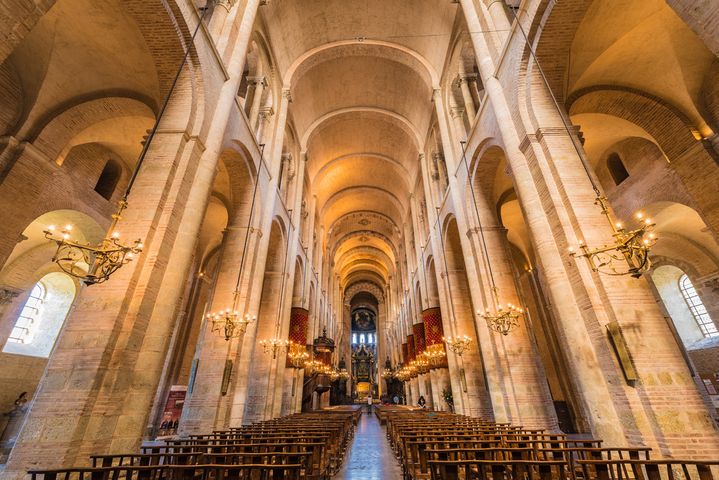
[
  {"x1": 247, "y1": 76, "x2": 267, "y2": 128},
  {"x1": 230, "y1": 88, "x2": 291, "y2": 425},
  {"x1": 458, "y1": 75, "x2": 477, "y2": 121},
  {"x1": 179, "y1": 223, "x2": 255, "y2": 435}
]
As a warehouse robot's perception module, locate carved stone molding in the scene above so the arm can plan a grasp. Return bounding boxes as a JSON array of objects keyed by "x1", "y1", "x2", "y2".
[{"x1": 215, "y1": 0, "x2": 237, "y2": 12}]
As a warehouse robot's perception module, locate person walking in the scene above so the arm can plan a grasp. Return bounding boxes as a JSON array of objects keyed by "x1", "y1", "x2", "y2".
[{"x1": 367, "y1": 394, "x2": 373, "y2": 414}]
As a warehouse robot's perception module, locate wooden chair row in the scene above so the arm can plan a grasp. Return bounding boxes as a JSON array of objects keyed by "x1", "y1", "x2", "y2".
[{"x1": 28, "y1": 409, "x2": 361, "y2": 480}]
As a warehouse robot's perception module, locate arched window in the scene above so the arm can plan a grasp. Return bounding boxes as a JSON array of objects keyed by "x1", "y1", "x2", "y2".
[
  {"x1": 607, "y1": 153, "x2": 629, "y2": 185},
  {"x1": 367, "y1": 333, "x2": 373, "y2": 344},
  {"x1": 8, "y1": 283, "x2": 45, "y2": 344},
  {"x1": 94, "y1": 159, "x2": 122, "y2": 200},
  {"x1": 352, "y1": 333, "x2": 357, "y2": 344},
  {"x1": 679, "y1": 274, "x2": 718, "y2": 338},
  {"x1": 3, "y1": 273, "x2": 76, "y2": 357},
  {"x1": 359, "y1": 334, "x2": 366, "y2": 344}
]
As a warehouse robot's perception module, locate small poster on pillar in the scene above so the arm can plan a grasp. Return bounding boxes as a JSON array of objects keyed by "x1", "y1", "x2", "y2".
[{"x1": 157, "y1": 385, "x2": 187, "y2": 438}]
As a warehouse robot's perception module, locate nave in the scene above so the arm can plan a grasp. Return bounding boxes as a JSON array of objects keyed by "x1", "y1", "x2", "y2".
[{"x1": 1, "y1": 0, "x2": 719, "y2": 477}]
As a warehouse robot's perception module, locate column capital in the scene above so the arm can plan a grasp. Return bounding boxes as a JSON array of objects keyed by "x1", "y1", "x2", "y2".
[
  {"x1": 258, "y1": 106, "x2": 274, "y2": 121},
  {"x1": 458, "y1": 73, "x2": 478, "y2": 84},
  {"x1": 215, "y1": 0, "x2": 238, "y2": 12},
  {"x1": 246, "y1": 75, "x2": 267, "y2": 87},
  {"x1": 282, "y1": 88, "x2": 292, "y2": 102},
  {"x1": 449, "y1": 106, "x2": 465, "y2": 119}
]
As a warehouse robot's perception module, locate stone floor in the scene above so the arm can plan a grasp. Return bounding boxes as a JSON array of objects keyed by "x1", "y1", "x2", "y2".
[{"x1": 334, "y1": 409, "x2": 403, "y2": 479}]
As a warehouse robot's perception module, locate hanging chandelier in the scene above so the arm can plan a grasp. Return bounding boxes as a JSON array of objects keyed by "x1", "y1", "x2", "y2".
[
  {"x1": 423, "y1": 343, "x2": 446, "y2": 366},
  {"x1": 382, "y1": 357, "x2": 393, "y2": 380},
  {"x1": 478, "y1": 297, "x2": 524, "y2": 336},
  {"x1": 328, "y1": 368, "x2": 341, "y2": 382},
  {"x1": 304, "y1": 359, "x2": 324, "y2": 375},
  {"x1": 415, "y1": 356, "x2": 430, "y2": 374},
  {"x1": 443, "y1": 335, "x2": 472, "y2": 356},
  {"x1": 260, "y1": 337, "x2": 290, "y2": 359},
  {"x1": 43, "y1": 4, "x2": 217, "y2": 286},
  {"x1": 569, "y1": 198, "x2": 657, "y2": 278},
  {"x1": 207, "y1": 310, "x2": 256, "y2": 341},
  {"x1": 505, "y1": 9, "x2": 658, "y2": 279},
  {"x1": 43, "y1": 213, "x2": 143, "y2": 285},
  {"x1": 287, "y1": 341, "x2": 310, "y2": 368}
]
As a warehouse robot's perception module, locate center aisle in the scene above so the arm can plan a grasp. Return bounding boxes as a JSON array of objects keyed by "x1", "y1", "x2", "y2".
[{"x1": 334, "y1": 410, "x2": 403, "y2": 479}]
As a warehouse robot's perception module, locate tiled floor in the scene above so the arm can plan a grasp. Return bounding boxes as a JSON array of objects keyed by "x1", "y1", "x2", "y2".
[{"x1": 335, "y1": 410, "x2": 403, "y2": 479}]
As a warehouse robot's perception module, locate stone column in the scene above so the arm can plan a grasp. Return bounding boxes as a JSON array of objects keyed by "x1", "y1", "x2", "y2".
[
  {"x1": 229, "y1": 88, "x2": 291, "y2": 425},
  {"x1": 450, "y1": 106, "x2": 467, "y2": 146},
  {"x1": 208, "y1": 0, "x2": 237, "y2": 38},
  {"x1": 179, "y1": 222, "x2": 254, "y2": 435},
  {"x1": 458, "y1": 75, "x2": 477, "y2": 120},
  {"x1": 255, "y1": 107, "x2": 274, "y2": 145},
  {"x1": 247, "y1": 76, "x2": 267, "y2": 129},
  {"x1": 465, "y1": 192, "x2": 558, "y2": 429}
]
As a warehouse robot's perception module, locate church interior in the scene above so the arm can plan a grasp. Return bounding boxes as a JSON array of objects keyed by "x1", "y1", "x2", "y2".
[{"x1": 0, "y1": 0, "x2": 718, "y2": 478}]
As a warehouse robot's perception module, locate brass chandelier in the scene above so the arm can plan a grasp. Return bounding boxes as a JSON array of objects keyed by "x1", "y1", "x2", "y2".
[
  {"x1": 508, "y1": 7, "x2": 658, "y2": 279},
  {"x1": 44, "y1": 213, "x2": 143, "y2": 286},
  {"x1": 208, "y1": 310, "x2": 257, "y2": 341},
  {"x1": 382, "y1": 357, "x2": 393, "y2": 380},
  {"x1": 443, "y1": 334, "x2": 472, "y2": 356},
  {"x1": 569, "y1": 197, "x2": 657, "y2": 278},
  {"x1": 287, "y1": 341, "x2": 310, "y2": 368},
  {"x1": 478, "y1": 300, "x2": 524, "y2": 336},
  {"x1": 44, "y1": 3, "x2": 217, "y2": 286},
  {"x1": 260, "y1": 337, "x2": 290, "y2": 359},
  {"x1": 423, "y1": 343, "x2": 446, "y2": 366}
]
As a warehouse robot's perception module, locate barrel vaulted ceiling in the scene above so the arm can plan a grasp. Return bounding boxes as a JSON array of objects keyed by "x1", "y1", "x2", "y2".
[{"x1": 259, "y1": 0, "x2": 459, "y2": 295}]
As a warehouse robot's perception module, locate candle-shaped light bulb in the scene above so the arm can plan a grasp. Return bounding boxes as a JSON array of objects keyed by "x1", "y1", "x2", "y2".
[{"x1": 48, "y1": 225, "x2": 56, "y2": 231}]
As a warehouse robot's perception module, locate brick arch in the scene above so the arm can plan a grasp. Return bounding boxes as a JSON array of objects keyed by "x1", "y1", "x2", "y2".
[
  {"x1": 124, "y1": 0, "x2": 203, "y2": 112},
  {"x1": 218, "y1": 147, "x2": 258, "y2": 225},
  {"x1": 568, "y1": 87, "x2": 702, "y2": 160},
  {"x1": 568, "y1": 86, "x2": 719, "y2": 241},
  {"x1": 529, "y1": 0, "x2": 593, "y2": 103},
  {"x1": 344, "y1": 281, "x2": 385, "y2": 306},
  {"x1": 700, "y1": 61, "x2": 719, "y2": 133},
  {"x1": 0, "y1": 61, "x2": 22, "y2": 135},
  {"x1": 31, "y1": 97, "x2": 155, "y2": 162}
]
